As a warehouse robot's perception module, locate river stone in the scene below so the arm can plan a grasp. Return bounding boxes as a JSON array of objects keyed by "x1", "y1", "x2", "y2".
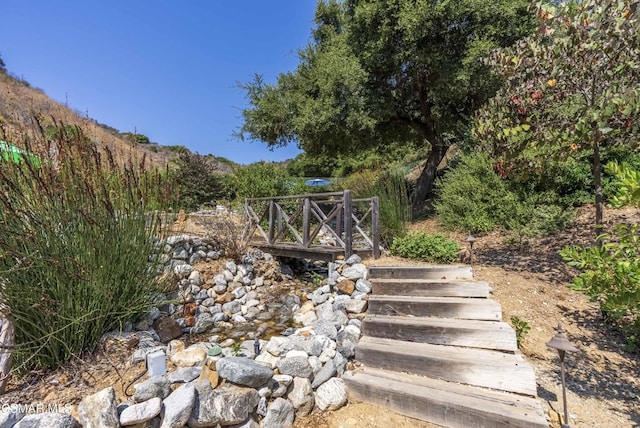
[
  {"x1": 173, "y1": 264, "x2": 193, "y2": 278},
  {"x1": 331, "y1": 311, "x2": 349, "y2": 330},
  {"x1": 276, "y1": 356, "x2": 313, "y2": 379},
  {"x1": 77, "y1": 386, "x2": 119, "y2": 428},
  {"x1": 167, "y1": 367, "x2": 201, "y2": 383},
  {"x1": 223, "y1": 300, "x2": 242, "y2": 314},
  {"x1": 0, "y1": 411, "x2": 24, "y2": 427},
  {"x1": 187, "y1": 386, "x2": 259, "y2": 427},
  {"x1": 333, "y1": 352, "x2": 348, "y2": 376},
  {"x1": 188, "y1": 270, "x2": 203, "y2": 286},
  {"x1": 170, "y1": 348, "x2": 206, "y2": 367},
  {"x1": 315, "y1": 302, "x2": 334, "y2": 321},
  {"x1": 261, "y1": 398, "x2": 294, "y2": 428},
  {"x1": 336, "y1": 279, "x2": 355, "y2": 295},
  {"x1": 341, "y1": 263, "x2": 368, "y2": 280},
  {"x1": 119, "y1": 397, "x2": 161, "y2": 426},
  {"x1": 287, "y1": 377, "x2": 314, "y2": 416},
  {"x1": 255, "y1": 351, "x2": 279, "y2": 369},
  {"x1": 216, "y1": 357, "x2": 274, "y2": 388},
  {"x1": 161, "y1": 383, "x2": 196, "y2": 428},
  {"x1": 313, "y1": 319, "x2": 337, "y2": 340},
  {"x1": 227, "y1": 417, "x2": 259, "y2": 428},
  {"x1": 133, "y1": 377, "x2": 171, "y2": 403},
  {"x1": 344, "y1": 299, "x2": 368, "y2": 314},
  {"x1": 311, "y1": 359, "x2": 337, "y2": 389},
  {"x1": 344, "y1": 254, "x2": 361, "y2": 265},
  {"x1": 314, "y1": 378, "x2": 347, "y2": 411},
  {"x1": 355, "y1": 278, "x2": 372, "y2": 294},
  {"x1": 14, "y1": 413, "x2": 79, "y2": 428},
  {"x1": 153, "y1": 316, "x2": 182, "y2": 343},
  {"x1": 270, "y1": 374, "x2": 293, "y2": 398}
]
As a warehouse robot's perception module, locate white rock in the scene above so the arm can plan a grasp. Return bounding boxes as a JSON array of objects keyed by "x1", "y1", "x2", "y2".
[
  {"x1": 119, "y1": 397, "x2": 161, "y2": 426},
  {"x1": 284, "y1": 350, "x2": 308, "y2": 359},
  {"x1": 287, "y1": 377, "x2": 314, "y2": 416},
  {"x1": 314, "y1": 378, "x2": 348, "y2": 411},
  {"x1": 170, "y1": 348, "x2": 206, "y2": 367},
  {"x1": 270, "y1": 374, "x2": 293, "y2": 398},
  {"x1": 77, "y1": 387, "x2": 119, "y2": 428},
  {"x1": 161, "y1": 383, "x2": 196, "y2": 428}
]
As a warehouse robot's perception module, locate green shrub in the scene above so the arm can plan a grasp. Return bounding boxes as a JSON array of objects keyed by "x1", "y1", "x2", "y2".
[
  {"x1": 391, "y1": 232, "x2": 460, "y2": 263},
  {"x1": 173, "y1": 152, "x2": 228, "y2": 210},
  {"x1": 0, "y1": 128, "x2": 170, "y2": 372},
  {"x1": 435, "y1": 152, "x2": 572, "y2": 238},
  {"x1": 510, "y1": 316, "x2": 531, "y2": 348},
  {"x1": 233, "y1": 161, "x2": 291, "y2": 200}
]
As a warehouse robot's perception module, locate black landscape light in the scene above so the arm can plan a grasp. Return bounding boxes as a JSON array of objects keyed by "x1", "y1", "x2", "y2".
[{"x1": 546, "y1": 324, "x2": 579, "y2": 428}]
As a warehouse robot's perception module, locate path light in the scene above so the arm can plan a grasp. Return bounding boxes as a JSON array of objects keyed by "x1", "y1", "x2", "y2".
[
  {"x1": 465, "y1": 234, "x2": 477, "y2": 265},
  {"x1": 546, "y1": 324, "x2": 579, "y2": 428}
]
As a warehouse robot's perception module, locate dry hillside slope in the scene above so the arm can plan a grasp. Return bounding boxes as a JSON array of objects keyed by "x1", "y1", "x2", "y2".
[{"x1": 0, "y1": 72, "x2": 176, "y2": 167}]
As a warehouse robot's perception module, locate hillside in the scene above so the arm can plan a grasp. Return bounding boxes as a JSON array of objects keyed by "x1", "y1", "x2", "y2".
[{"x1": 0, "y1": 71, "x2": 234, "y2": 172}]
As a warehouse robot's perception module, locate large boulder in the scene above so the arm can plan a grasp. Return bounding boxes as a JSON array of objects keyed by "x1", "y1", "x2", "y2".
[
  {"x1": 314, "y1": 378, "x2": 347, "y2": 411},
  {"x1": 216, "y1": 357, "x2": 274, "y2": 388},
  {"x1": 260, "y1": 398, "x2": 294, "y2": 428},
  {"x1": 161, "y1": 383, "x2": 196, "y2": 428},
  {"x1": 188, "y1": 386, "x2": 259, "y2": 427}
]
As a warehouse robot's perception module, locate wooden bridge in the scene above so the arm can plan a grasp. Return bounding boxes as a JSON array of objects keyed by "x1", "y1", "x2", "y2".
[{"x1": 242, "y1": 190, "x2": 381, "y2": 261}]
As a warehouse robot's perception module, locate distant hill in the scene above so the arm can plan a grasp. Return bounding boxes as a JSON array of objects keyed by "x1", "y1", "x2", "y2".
[{"x1": 0, "y1": 69, "x2": 235, "y2": 172}]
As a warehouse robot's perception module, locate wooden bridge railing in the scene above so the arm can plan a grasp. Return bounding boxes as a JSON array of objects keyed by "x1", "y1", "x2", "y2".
[{"x1": 242, "y1": 190, "x2": 380, "y2": 261}]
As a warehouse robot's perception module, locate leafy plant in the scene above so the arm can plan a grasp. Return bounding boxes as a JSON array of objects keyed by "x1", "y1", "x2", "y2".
[
  {"x1": 172, "y1": 152, "x2": 228, "y2": 211},
  {"x1": 0, "y1": 125, "x2": 171, "y2": 372},
  {"x1": 391, "y1": 232, "x2": 460, "y2": 263},
  {"x1": 510, "y1": 316, "x2": 531, "y2": 348}
]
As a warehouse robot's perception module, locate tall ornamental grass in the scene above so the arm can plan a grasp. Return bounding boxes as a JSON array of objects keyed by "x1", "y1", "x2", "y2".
[{"x1": 0, "y1": 124, "x2": 171, "y2": 372}]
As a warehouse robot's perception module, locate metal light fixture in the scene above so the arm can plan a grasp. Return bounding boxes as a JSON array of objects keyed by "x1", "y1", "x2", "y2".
[
  {"x1": 465, "y1": 234, "x2": 477, "y2": 265},
  {"x1": 546, "y1": 324, "x2": 578, "y2": 428}
]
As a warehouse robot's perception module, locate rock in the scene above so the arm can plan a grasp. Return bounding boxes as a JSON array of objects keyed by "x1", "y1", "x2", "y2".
[
  {"x1": 14, "y1": 413, "x2": 79, "y2": 428},
  {"x1": 315, "y1": 301, "x2": 334, "y2": 320},
  {"x1": 261, "y1": 398, "x2": 294, "y2": 428},
  {"x1": 311, "y1": 360, "x2": 337, "y2": 389},
  {"x1": 173, "y1": 264, "x2": 193, "y2": 278},
  {"x1": 336, "y1": 279, "x2": 355, "y2": 295},
  {"x1": 287, "y1": 377, "x2": 314, "y2": 416},
  {"x1": 120, "y1": 397, "x2": 161, "y2": 426},
  {"x1": 344, "y1": 299, "x2": 368, "y2": 314},
  {"x1": 333, "y1": 352, "x2": 348, "y2": 376},
  {"x1": 336, "y1": 331, "x2": 357, "y2": 359},
  {"x1": 293, "y1": 311, "x2": 317, "y2": 327},
  {"x1": 355, "y1": 278, "x2": 372, "y2": 294},
  {"x1": 161, "y1": 383, "x2": 196, "y2": 428},
  {"x1": 167, "y1": 367, "x2": 201, "y2": 383},
  {"x1": 133, "y1": 377, "x2": 171, "y2": 403},
  {"x1": 191, "y1": 313, "x2": 215, "y2": 334},
  {"x1": 270, "y1": 374, "x2": 293, "y2": 398},
  {"x1": 311, "y1": 293, "x2": 329, "y2": 305},
  {"x1": 318, "y1": 347, "x2": 336, "y2": 363},
  {"x1": 254, "y1": 352, "x2": 279, "y2": 369},
  {"x1": 198, "y1": 363, "x2": 220, "y2": 388},
  {"x1": 314, "y1": 378, "x2": 348, "y2": 411},
  {"x1": 276, "y1": 356, "x2": 313, "y2": 379},
  {"x1": 0, "y1": 410, "x2": 25, "y2": 427},
  {"x1": 265, "y1": 336, "x2": 289, "y2": 357},
  {"x1": 351, "y1": 290, "x2": 369, "y2": 300},
  {"x1": 313, "y1": 319, "x2": 337, "y2": 340},
  {"x1": 216, "y1": 357, "x2": 274, "y2": 388},
  {"x1": 170, "y1": 348, "x2": 206, "y2": 368},
  {"x1": 341, "y1": 263, "x2": 367, "y2": 280},
  {"x1": 166, "y1": 340, "x2": 185, "y2": 358},
  {"x1": 331, "y1": 311, "x2": 350, "y2": 329},
  {"x1": 226, "y1": 261, "x2": 238, "y2": 275},
  {"x1": 227, "y1": 417, "x2": 259, "y2": 428},
  {"x1": 223, "y1": 300, "x2": 242, "y2": 314},
  {"x1": 188, "y1": 386, "x2": 259, "y2": 427},
  {"x1": 188, "y1": 270, "x2": 203, "y2": 286},
  {"x1": 77, "y1": 387, "x2": 119, "y2": 428},
  {"x1": 153, "y1": 316, "x2": 182, "y2": 343}
]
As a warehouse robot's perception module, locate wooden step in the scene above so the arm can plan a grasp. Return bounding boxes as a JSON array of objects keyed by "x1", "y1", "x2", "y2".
[
  {"x1": 362, "y1": 315, "x2": 517, "y2": 352},
  {"x1": 355, "y1": 336, "x2": 537, "y2": 396},
  {"x1": 343, "y1": 367, "x2": 548, "y2": 428},
  {"x1": 368, "y1": 295, "x2": 502, "y2": 321},
  {"x1": 368, "y1": 265, "x2": 474, "y2": 280},
  {"x1": 371, "y1": 279, "x2": 491, "y2": 298}
]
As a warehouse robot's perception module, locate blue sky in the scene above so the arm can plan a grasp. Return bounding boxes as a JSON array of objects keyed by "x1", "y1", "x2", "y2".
[{"x1": 0, "y1": 1, "x2": 316, "y2": 163}]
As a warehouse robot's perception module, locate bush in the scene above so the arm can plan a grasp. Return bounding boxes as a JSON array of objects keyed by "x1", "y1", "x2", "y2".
[
  {"x1": 435, "y1": 152, "x2": 572, "y2": 239},
  {"x1": 233, "y1": 161, "x2": 291, "y2": 200},
  {"x1": 391, "y1": 232, "x2": 460, "y2": 263},
  {"x1": 173, "y1": 152, "x2": 228, "y2": 210},
  {"x1": 0, "y1": 128, "x2": 170, "y2": 372}
]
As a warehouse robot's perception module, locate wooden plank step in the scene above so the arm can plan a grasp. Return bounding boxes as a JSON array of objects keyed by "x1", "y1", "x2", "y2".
[
  {"x1": 371, "y1": 278, "x2": 491, "y2": 298},
  {"x1": 343, "y1": 367, "x2": 548, "y2": 428},
  {"x1": 362, "y1": 315, "x2": 517, "y2": 352},
  {"x1": 368, "y1": 295, "x2": 502, "y2": 321},
  {"x1": 355, "y1": 336, "x2": 537, "y2": 396},
  {"x1": 368, "y1": 265, "x2": 474, "y2": 280}
]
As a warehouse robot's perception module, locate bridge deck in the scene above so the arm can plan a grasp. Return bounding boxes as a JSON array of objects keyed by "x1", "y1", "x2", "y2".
[{"x1": 253, "y1": 242, "x2": 372, "y2": 262}]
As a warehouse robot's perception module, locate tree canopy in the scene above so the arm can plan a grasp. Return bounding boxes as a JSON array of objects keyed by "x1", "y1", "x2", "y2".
[
  {"x1": 239, "y1": 0, "x2": 536, "y2": 201},
  {"x1": 475, "y1": 0, "x2": 640, "y2": 230}
]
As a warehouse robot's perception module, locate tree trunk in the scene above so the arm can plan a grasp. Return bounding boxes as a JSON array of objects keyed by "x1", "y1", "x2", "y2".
[
  {"x1": 593, "y1": 136, "x2": 604, "y2": 242},
  {"x1": 414, "y1": 144, "x2": 449, "y2": 202}
]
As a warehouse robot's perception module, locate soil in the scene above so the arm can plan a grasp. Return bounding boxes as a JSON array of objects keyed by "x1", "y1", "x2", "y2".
[{"x1": 1, "y1": 206, "x2": 638, "y2": 427}]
